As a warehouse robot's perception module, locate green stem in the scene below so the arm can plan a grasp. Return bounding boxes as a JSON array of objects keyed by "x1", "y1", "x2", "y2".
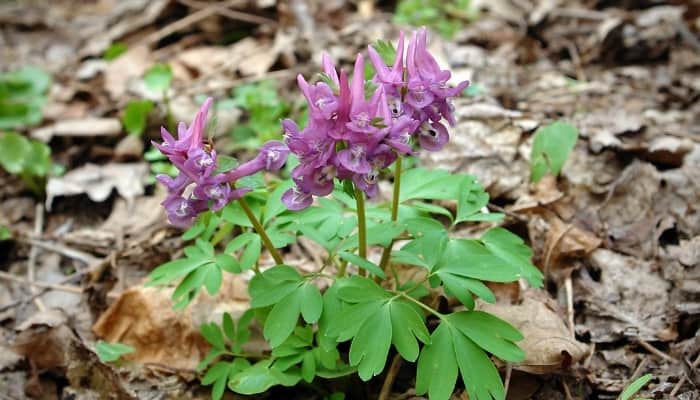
[
  {"x1": 354, "y1": 185, "x2": 367, "y2": 276},
  {"x1": 378, "y1": 156, "x2": 402, "y2": 274},
  {"x1": 237, "y1": 197, "x2": 284, "y2": 266},
  {"x1": 395, "y1": 290, "x2": 445, "y2": 319}
]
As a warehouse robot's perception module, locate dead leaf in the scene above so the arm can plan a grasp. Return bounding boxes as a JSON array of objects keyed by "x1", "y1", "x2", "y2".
[
  {"x1": 31, "y1": 118, "x2": 122, "y2": 142},
  {"x1": 46, "y1": 163, "x2": 150, "y2": 210},
  {"x1": 577, "y1": 249, "x2": 674, "y2": 342},
  {"x1": 479, "y1": 293, "x2": 589, "y2": 374},
  {"x1": 104, "y1": 45, "x2": 151, "y2": 100},
  {"x1": 13, "y1": 308, "x2": 134, "y2": 399},
  {"x1": 93, "y1": 273, "x2": 254, "y2": 371}
]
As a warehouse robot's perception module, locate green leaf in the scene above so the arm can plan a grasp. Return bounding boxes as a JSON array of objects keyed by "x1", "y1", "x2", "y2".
[
  {"x1": 95, "y1": 341, "x2": 135, "y2": 363},
  {"x1": 299, "y1": 283, "x2": 323, "y2": 323},
  {"x1": 435, "y1": 238, "x2": 521, "y2": 282},
  {"x1": 121, "y1": 100, "x2": 154, "y2": 136},
  {"x1": 451, "y1": 325, "x2": 506, "y2": 400},
  {"x1": 0, "y1": 132, "x2": 29, "y2": 174},
  {"x1": 215, "y1": 253, "x2": 240, "y2": 273},
  {"x1": 530, "y1": 121, "x2": 578, "y2": 182},
  {"x1": 239, "y1": 235, "x2": 261, "y2": 271},
  {"x1": 348, "y1": 304, "x2": 392, "y2": 381},
  {"x1": 222, "y1": 312, "x2": 235, "y2": 341},
  {"x1": 147, "y1": 257, "x2": 211, "y2": 287},
  {"x1": 326, "y1": 300, "x2": 385, "y2": 342},
  {"x1": 215, "y1": 154, "x2": 239, "y2": 174},
  {"x1": 103, "y1": 42, "x2": 128, "y2": 61},
  {"x1": 228, "y1": 360, "x2": 300, "y2": 394},
  {"x1": 399, "y1": 168, "x2": 465, "y2": 202},
  {"x1": 390, "y1": 300, "x2": 430, "y2": 361},
  {"x1": 337, "y1": 251, "x2": 386, "y2": 278},
  {"x1": 371, "y1": 39, "x2": 397, "y2": 65},
  {"x1": 336, "y1": 276, "x2": 390, "y2": 303},
  {"x1": 480, "y1": 228, "x2": 544, "y2": 287},
  {"x1": 202, "y1": 360, "x2": 229, "y2": 385},
  {"x1": 448, "y1": 311, "x2": 524, "y2": 362},
  {"x1": 619, "y1": 374, "x2": 653, "y2": 400},
  {"x1": 455, "y1": 177, "x2": 501, "y2": 224},
  {"x1": 201, "y1": 322, "x2": 225, "y2": 349},
  {"x1": 24, "y1": 140, "x2": 51, "y2": 177},
  {"x1": 399, "y1": 231, "x2": 448, "y2": 271},
  {"x1": 144, "y1": 63, "x2": 173, "y2": 93},
  {"x1": 415, "y1": 323, "x2": 458, "y2": 400},
  {"x1": 301, "y1": 351, "x2": 316, "y2": 383},
  {"x1": 0, "y1": 225, "x2": 11, "y2": 241},
  {"x1": 264, "y1": 292, "x2": 302, "y2": 347},
  {"x1": 248, "y1": 266, "x2": 302, "y2": 308},
  {"x1": 203, "y1": 263, "x2": 223, "y2": 295},
  {"x1": 263, "y1": 180, "x2": 293, "y2": 225}
]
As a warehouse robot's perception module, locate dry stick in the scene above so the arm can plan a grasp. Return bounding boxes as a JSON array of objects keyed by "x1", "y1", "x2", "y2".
[
  {"x1": 179, "y1": 67, "x2": 300, "y2": 96},
  {"x1": 27, "y1": 203, "x2": 46, "y2": 312},
  {"x1": 0, "y1": 271, "x2": 83, "y2": 294},
  {"x1": 637, "y1": 339, "x2": 677, "y2": 363},
  {"x1": 378, "y1": 354, "x2": 403, "y2": 400},
  {"x1": 177, "y1": 0, "x2": 278, "y2": 27},
  {"x1": 141, "y1": 0, "x2": 241, "y2": 46},
  {"x1": 21, "y1": 238, "x2": 99, "y2": 267},
  {"x1": 670, "y1": 353, "x2": 700, "y2": 397},
  {"x1": 562, "y1": 378, "x2": 574, "y2": 400},
  {"x1": 543, "y1": 223, "x2": 573, "y2": 276},
  {"x1": 628, "y1": 357, "x2": 649, "y2": 383},
  {"x1": 503, "y1": 363, "x2": 513, "y2": 398},
  {"x1": 565, "y1": 275, "x2": 575, "y2": 337}
]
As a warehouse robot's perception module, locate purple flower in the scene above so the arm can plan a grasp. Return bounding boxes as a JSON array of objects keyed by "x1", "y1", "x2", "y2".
[
  {"x1": 279, "y1": 28, "x2": 469, "y2": 209},
  {"x1": 417, "y1": 121, "x2": 449, "y2": 151},
  {"x1": 155, "y1": 98, "x2": 290, "y2": 226},
  {"x1": 282, "y1": 185, "x2": 313, "y2": 211}
]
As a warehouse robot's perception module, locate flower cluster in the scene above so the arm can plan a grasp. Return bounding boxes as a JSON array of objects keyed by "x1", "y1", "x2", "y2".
[
  {"x1": 154, "y1": 98, "x2": 289, "y2": 226},
  {"x1": 281, "y1": 28, "x2": 469, "y2": 210}
]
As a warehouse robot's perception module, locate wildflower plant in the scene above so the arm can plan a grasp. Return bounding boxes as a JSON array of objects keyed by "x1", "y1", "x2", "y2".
[{"x1": 148, "y1": 28, "x2": 543, "y2": 400}]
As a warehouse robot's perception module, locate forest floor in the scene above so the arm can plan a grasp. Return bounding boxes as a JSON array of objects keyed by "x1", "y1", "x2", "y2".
[{"x1": 1, "y1": 0, "x2": 699, "y2": 399}]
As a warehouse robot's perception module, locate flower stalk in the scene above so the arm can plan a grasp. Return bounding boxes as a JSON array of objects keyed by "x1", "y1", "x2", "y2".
[{"x1": 238, "y1": 197, "x2": 284, "y2": 266}]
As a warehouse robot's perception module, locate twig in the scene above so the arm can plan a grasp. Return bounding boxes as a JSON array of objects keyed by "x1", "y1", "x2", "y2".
[
  {"x1": 378, "y1": 354, "x2": 403, "y2": 400},
  {"x1": 565, "y1": 275, "x2": 575, "y2": 337},
  {"x1": 142, "y1": 0, "x2": 244, "y2": 46},
  {"x1": 504, "y1": 363, "x2": 512, "y2": 398},
  {"x1": 562, "y1": 378, "x2": 574, "y2": 400},
  {"x1": 20, "y1": 238, "x2": 100, "y2": 266},
  {"x1": 0, "y1": 271, "x2": 83, "y2": 294},
  {"x1": 543, "y1": 223, "x2": 573, "y2": 276},
  {"x1": 179, "y1": 67, "x2": 300, "y2": 96},
  {"x1": 27, "y1": 204, "x2": 46, "y2": 311},
  {"x1": 637, "y1": 339, "x2": 677, "y2": 363},
  {"x1": 177, "y1": 0, "x2": 278, "y2": 27},
  {"x1": 670, "y1": 376, "x2": 685, "y2": 397},
  {"x1": 629, "y1": 357, "x2": 648, "y2": 382}
]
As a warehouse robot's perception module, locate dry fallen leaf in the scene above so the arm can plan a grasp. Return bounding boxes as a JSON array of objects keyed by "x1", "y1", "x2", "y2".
[
  {"x1": 577, "y1": 249, "x2": 674, "y2": 342},
  {"x1": 46, "y1": 163, "x2": 150, "y2": 210},
  {"x1": 479, "y1": 294, "x2": 589, "y2": 374},
  {"x1": 13, "y1": 308, "x2": 134, "y2": 399},
  {"x1": 31, "y1": 118, "x2": 122, "y2": 142},
  {"x1": 93, "y1": 273, "x2": 254, "y2": 371}
]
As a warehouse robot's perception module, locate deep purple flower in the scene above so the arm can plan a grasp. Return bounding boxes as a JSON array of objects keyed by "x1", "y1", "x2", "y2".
[
  {"x1": 282, "y1": 185, "x2": 313, "y2": 211},
  {"x1": 156, "y1": 98, "x2": 290, "y2": 226},
  {"x1": 417, "y1": 121, "x2": 449, "y2": 151}
]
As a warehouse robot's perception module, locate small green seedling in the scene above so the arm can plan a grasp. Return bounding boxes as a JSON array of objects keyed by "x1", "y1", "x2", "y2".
[
  {"x1": 103, "y1": 42, "x2": 128, "y2": 61},
  {"x1": 121, "y1": 100, "x2": 154, "y2": 136},
  {"x1": 0, "y1": 132, "x2": 52, "y2": 195},
  {"x1": 0, "y1": 225, "x2": 11, "y2": 241},
  {"x1": 95, "y1": 341, "x2": 135, "y2": 363},
  {"x1": 0, "y1": 66, "x2": 51, "y2": 129},
  {"x1": 619, "y1": 374, "x2": 653, "y2": 400},
  {"x1": 394, "y1": 0, "x2": 477, "y2": 38},
  {"x1": 530, "y1": 121, "x2": 578, "y2": 182}
]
